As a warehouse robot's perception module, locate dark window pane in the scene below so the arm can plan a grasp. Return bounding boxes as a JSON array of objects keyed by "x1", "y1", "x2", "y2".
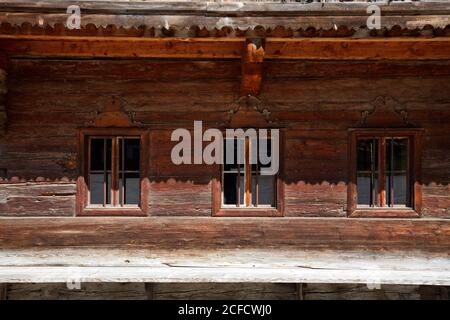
[
  {"x1": 357, "y1": 139, "x2": 378, "y2": 171},
  {"x1": 258, "y1": 175, "x2": 275, "y2": 206},
  {"x1": 224, "y1": 139, "x2": 244, "y2": 171},
  {"x1": 105, "y1": 139, "x2": 112, "y2": 171},
  {"x1": 105, "y1": 173, "x2": 111, "y2": 205},
  {"x1": 386, "y1": 138, "x2": 409, "y2": 206},
  {"x1": 258, "y1": 139, "x2": 272, "y2": 168},
  {"x1": 124, "y1": 139, "x2": 140, "y2": 171},
  {"x1": 89, "y1": 173, "x2": 103, "y2": 204},
  {"x1": 90, "y1": 139, "x2": 104, "y2": 171},
  {"x1": 251, "y1": 175, "x2": 257, "y2": 206},
  {"x1": 386, "y1": 138, "x2": 392, "y2": 171},
  {"x1": 357, "y1": 138, "x2": 379, "y2": 207},
  {"x1": 124, "y1": 172, "x2": 140, "y2": 205},
  {"x1": 223, "y1": 173, "x2": 237, "y2": 205},
  {"x1": 119, "y1": 138, "x2": 123, "y2": 170},
  {"x1": 393, "y1": 138, "x2": 408, "y2": 171},
  {"x1": 239, "y1": 173, "x2": 245, "y2": 206}
]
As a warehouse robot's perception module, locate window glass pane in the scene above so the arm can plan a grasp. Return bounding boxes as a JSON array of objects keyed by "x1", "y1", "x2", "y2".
[
  {"x1": 119, "y1": 138, "x2": 123, "y2": 170},
  {"x1": 393, "y1": 138, "x2": 408, "y2": 171},
  {"x1": 357, "y1": 138, "x2": 378, "y2": 206},
  {"x1": 393, "y1": 173, "x2": 407, "y2": 205},
  {"x1": 90, "y1": 139, "x2": 104, "y2": 171},
  {"x1": 223, "y1": 173, "x2": 237, "y2": 205},
  {"x1": 105, "y1": 172, "x2": 111, "y2": 205},
  {"x1": 357, "y1": 139, "x2": 378, "y2": 171},
  {"x1": 258, "y1": 138, "x2": 272, "y2": 168},
  {"x1": 251, "y1": 175, "x2": 257, "y2": 206},
  {"x1": 89, "y1": 173, "x2": 103, "y2": 204},
  {"x1": 124, "y1": 139, "x2": 140, "y2": 171},
  {"x1": 258, "y1": 175, "x2": 275, "y2": 206},
  {"x1": 124, "y1": 172, "x2": 140, "y2": 205},
  {"x1": 386, "y1": 138, "x2": 409, "y2": 206},
  {"x1": 106, "y1": 139, "x2": 112, "y2": 171},
  {"x1": 357, "y1": 173, "x2": 378, "y2": 206},
  {"x1": 224, "y1": 138, "x2": 244, "y2": 171},
  {"x1": 239, "y1": 173, "x2": 245, "y2": 206}
]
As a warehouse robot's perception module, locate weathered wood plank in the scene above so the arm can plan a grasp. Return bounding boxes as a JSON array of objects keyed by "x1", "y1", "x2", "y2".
[
  {"x1": 0, "y1": 217, "x2": 449, "y2": 250},
  {"x1": 0, "y1": 248, "x2": 449, "y2": 285},
  {"x1": 2, "y1": 36, "x2": 450, "y2": 60}
]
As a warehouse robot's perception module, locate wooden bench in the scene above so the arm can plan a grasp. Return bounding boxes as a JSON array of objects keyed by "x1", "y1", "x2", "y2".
[{"x1": 0, "y1": 248, "x2": 449, "y2": 286}]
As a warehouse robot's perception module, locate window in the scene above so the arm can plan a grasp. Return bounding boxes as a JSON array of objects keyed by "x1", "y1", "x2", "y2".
[
  {"x1": 213, "y1": 132, "x2": 284, "y2": 217},
  {"x1": 77, "y1": 129, "x2": 148, "y2": 216},
  {"x1": 348, "y1": 129, "x2": 423, "y2": 217}
]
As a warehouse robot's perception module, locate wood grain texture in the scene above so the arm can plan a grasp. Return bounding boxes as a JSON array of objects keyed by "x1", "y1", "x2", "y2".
[
  {"x1": 1, "y1": 58, "x2": 449, "y2": 218},
  {"x1": 0, "y1": 217, "x2": 450, "y2": 250},
  {"x1": 4, "y1": 282, "x2": 450, "y2": 300},
  {"x1": 2, "y1": 36, "x2": 450, "y2": 60},
  {"x1": 0, "y1": 248, "x2": 449, "y2": 285}
]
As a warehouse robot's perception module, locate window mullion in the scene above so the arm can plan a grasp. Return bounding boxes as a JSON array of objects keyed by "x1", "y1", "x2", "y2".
[
  {"x1": 120, "y1": 137, "x2": 125, "y2": 207},
  {"x1": 245, "y1": 137, "x2": 251, "y2": 207},
  {"x1": 379, "y1": 137, "x2": 386, "y2": 207},
  {"x1": 111, "y1": 137, "x2": 118, "y2": 207},
  {"x1": 103, "y1": 138, "x2": 107, "y2": 207}
]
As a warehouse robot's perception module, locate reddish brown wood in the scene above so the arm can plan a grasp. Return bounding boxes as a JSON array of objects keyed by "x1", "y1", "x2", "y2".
[
  {"x1": 0, "y1": 51, "x2": 8, "y2": 70},
  {"x1": 0, "y1": 217, "x2": 449, "y2": 250},
  {"x1": 1, "y1": 58, "x2": 449, "y2": 223},
  {"x1": 241, "y1": 39, "x2": 265, "y2": 97},
  {"x1": 2, "y1": 36, "x2": 450, "y2": 60}
]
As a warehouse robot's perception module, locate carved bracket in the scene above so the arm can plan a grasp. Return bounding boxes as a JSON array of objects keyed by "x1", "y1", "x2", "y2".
[
  {"x1": 358, "y1": 96, "x2": 415, "y2": 128},
  {"x1": 241, "y1": 38, "x2": 265, "y2": 97}
]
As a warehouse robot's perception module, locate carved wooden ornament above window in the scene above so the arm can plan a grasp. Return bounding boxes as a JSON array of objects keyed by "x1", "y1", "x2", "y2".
[
  {"x1": 358, "y1": 96, "x2": 415, "y2": 128},
  {"x1": 228, "y1": 95, "x2": 272, "y2": 128},
  {"x1": 92, "y1": 96, "x2": 135, "y2": 127}
]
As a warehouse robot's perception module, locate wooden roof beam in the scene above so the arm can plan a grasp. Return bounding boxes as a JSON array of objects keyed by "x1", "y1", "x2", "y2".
[{"x1": 1, "y1": 36, "x2": 450, "y2": 60}]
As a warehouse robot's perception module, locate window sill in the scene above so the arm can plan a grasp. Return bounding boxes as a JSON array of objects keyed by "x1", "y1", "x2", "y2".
[
  {"x1": 78, "y1": 207, "x2": 147, "y2": 217},
  {"x1": 349, "y1": 208, "x2": 420, "y2": 218},
  {"x1": 213, "y1": 208, "x2": 283, "y2": 217}
]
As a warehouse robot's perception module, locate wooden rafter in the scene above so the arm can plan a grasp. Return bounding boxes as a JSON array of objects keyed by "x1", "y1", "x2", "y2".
[{"x1": 1, "y1": 36, "x2": 450, "y2": 60}]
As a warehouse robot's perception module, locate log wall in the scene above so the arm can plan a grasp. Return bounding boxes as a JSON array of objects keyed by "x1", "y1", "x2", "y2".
[
  {"x1": 2, "y1": 283, "x2": 449, "y2": 300},
  {"x1": 0, "y1": 58, "x2": 449, "y2": 218}
]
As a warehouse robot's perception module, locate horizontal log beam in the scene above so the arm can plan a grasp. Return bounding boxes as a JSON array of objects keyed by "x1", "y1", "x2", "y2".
[
  {"x1": 1, "y1": 36, "x2": 450, "y2": 60},
  {"x1": 0, "y1": 217, "x2": 449, "y2": 250},
  {"x1": 1, "y1": 1, "x2": 449, "y2": 16}
]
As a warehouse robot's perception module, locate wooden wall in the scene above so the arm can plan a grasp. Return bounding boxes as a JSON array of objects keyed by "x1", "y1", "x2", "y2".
[
  {"x1": 3, "y1": 283, "x2": 449, "y2": 300},
  {"x1": 0, "y1": 58, "x2": 449, "y2": 218}
]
